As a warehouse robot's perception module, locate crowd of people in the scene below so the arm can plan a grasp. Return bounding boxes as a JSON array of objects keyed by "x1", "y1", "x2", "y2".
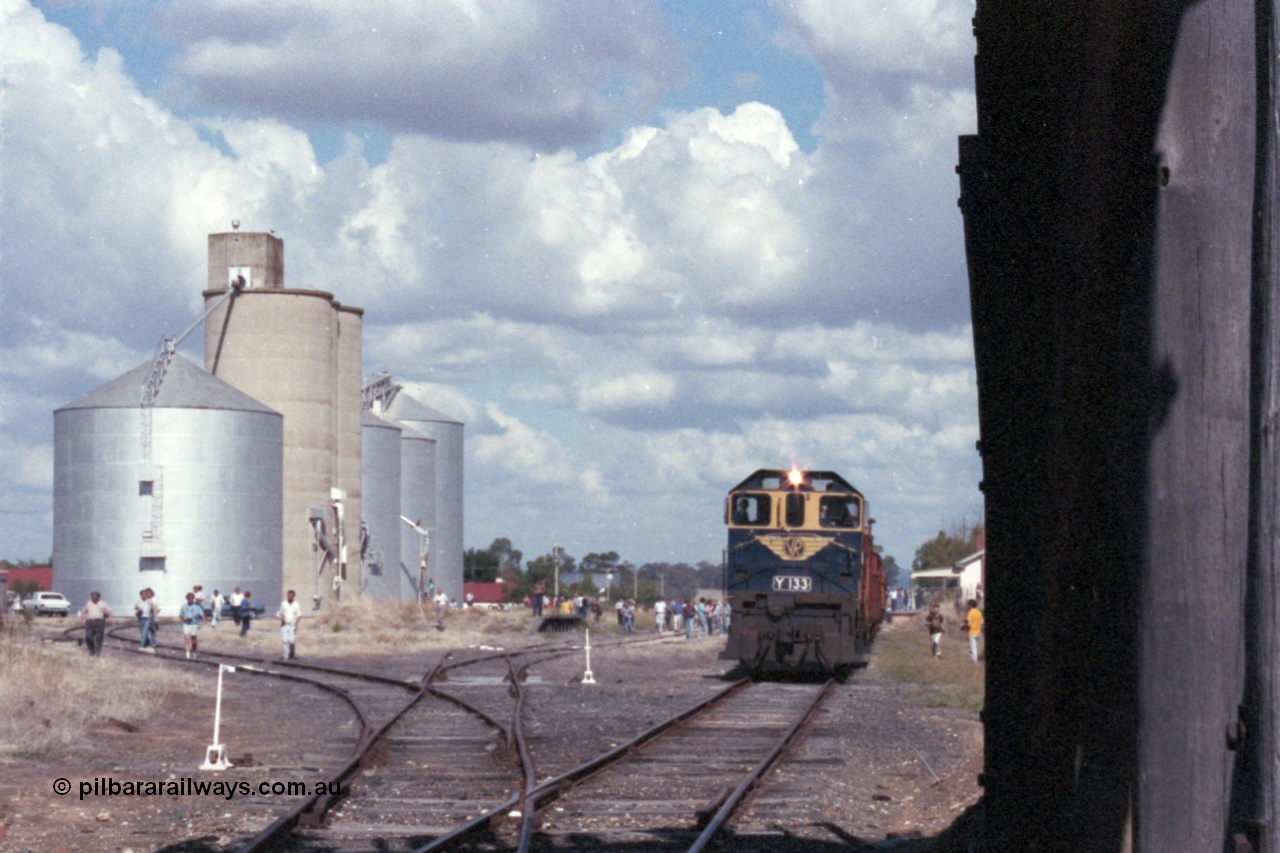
[
  {"x1": 72, "y1": 577, "x2": 755, "y2": 659},
  {"x1": 519, "y1": 591, "x2": 730, "y2": 640},
  {"x1": 74, "y1": 583, "x2": 303, "y2": 661}
]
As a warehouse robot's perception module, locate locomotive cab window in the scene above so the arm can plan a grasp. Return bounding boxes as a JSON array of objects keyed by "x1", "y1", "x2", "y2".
[
  {"x1": 730, "y1": 493, "x2": 771, "y2": 526},
  {"x1": 819, "y1": 496, "x2": 860, "y2": 528}
]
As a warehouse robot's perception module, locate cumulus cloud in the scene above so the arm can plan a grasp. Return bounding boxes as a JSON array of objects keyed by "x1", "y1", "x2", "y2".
[
  {"x1": 577, "y1": 372, "x2": 678, "y2": 415},
  {"x1": 0, "y1": 0, "x2": 982, "y2": 566},
  {"x1": 153, "y1": 0, "x2": 684, "y2": 148},
  {"x1": 471, "y1": 404, "x2": 608, "y2": 497},
  {"x1": 773, "y1": 0, "x2": 974, "y2": 83}
]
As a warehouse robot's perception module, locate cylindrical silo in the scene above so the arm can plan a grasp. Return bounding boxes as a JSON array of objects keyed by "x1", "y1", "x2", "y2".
[
  {"x1": 53, "y1": 354, "x2": 283, "y2": 618},
  {"x1": 398, "y1": 425, "x2": 436, "y2": 601},
  {"x1": 361, "y1": 411, "x2": 402, "y2": 601},
  {"x1": 387, "y1": 394, "x2": 463, "y2": 603},
  {"x1": 202, "y1": 231, "x2": 343, "y2": 608},
  {"x1": 335, "y1": 304, "x2": 364, "y2": 597}
]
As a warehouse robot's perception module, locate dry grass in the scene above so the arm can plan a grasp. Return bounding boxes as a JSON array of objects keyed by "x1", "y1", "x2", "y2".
[
  {"x1": 0, "y1": 625, "x2": 199, "y2": 758},
  {"x1": 872, "y1": 614, "x2": 985, "y2": 712},
  {"x1": 0, "y1": 601, "x2": 669, "y2": 759},
  {"x1": 205, "y1": 600, "x2": 678, "y2": 658},
  {"x1": 198, "y1": 599, "x2": 548, "y2": 658}
]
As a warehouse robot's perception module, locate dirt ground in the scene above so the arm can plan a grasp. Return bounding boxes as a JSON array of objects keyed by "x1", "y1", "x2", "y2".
[{"x1": 0, "y1": 617, "x2": 982, "y2": 852}]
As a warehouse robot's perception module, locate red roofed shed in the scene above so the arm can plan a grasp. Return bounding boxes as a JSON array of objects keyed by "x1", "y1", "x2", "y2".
[
  {"x1": 463, "y1": 582, "x2": 507, "y2": 605},
  {"x1": 5, "y1": 566, "x2": 53, "y2": 590}
]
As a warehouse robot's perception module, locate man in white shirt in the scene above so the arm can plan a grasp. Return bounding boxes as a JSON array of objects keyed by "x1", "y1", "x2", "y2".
[
  {"x1": 277, "y1": 589, "x2": 302, "y2": 660},
  {"x1": 209, "y1": 589, "x2": 224, "y2": 627},
  {"x1": 81, "y1": 592, "x2": 112, "y2": 656},
  {"x1": 229, "y1": 587, "x2": 244, "y2": 627}
]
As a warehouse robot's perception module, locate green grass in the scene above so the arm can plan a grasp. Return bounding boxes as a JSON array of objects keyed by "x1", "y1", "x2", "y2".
[{"x1": 872, "y1": 621, "x2": 985, "y2": 712}]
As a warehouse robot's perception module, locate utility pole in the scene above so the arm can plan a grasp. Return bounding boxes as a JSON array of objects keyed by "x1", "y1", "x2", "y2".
[{"x1": 552, "y1": 545, "x2": 562, "y2": 598}]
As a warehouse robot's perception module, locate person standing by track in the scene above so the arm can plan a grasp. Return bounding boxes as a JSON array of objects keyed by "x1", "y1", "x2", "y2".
[
  {"x1": 145, "y1": 588, "x2": 160, "y2": 649},
  {"x1": 239, "y1": 590, "x2": 255, "y2": 637},
  {"x1": 81, "y1": 591, "x2": 111, "y2": 656},
  {"x1": 134, "y1": 588, "x2": 153, "y2": 652},
  {"x1": 964, "y1": 599, "x2": 984, "y2": 663},
  {"x1": 229, "y1": 587, "x2": 244, "y2": 628},
  {"x1": 209, "y1": 589, "x2": 224, "y2": 627},
  {"x1": 277, "y1": 589, "x2": 302, "y2": 660},
  {"x1": 179, "y1": 592, "x2": 204, "y2": 659},
  {"x1": 925, "y1": 603, "x2": 945, "y2": 657}
]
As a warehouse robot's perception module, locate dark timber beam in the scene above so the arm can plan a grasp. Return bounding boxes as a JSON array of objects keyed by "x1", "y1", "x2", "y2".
[{"x1": 959, "y1": 1, "x2": 1277, "y2": 849}]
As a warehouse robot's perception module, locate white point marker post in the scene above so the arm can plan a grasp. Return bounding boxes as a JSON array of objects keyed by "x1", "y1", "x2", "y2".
[
  {"x1": 582, "y1": 629, "x2": 596, "y2": 685},
  {"x1": 200, "y1": 663, "x2": 235, "y2": 770}
]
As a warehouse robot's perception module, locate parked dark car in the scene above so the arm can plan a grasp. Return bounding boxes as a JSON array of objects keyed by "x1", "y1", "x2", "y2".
[{"x1": 203, "y1": 600, "x2": 266, "y2": 619}]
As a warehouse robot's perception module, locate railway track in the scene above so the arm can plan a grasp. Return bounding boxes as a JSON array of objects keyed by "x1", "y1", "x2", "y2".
[
  {"x1": 89, "y1": 623, "x2": 677, "y2": 851},
  {"x1": 83, "y1": 623, "x2": 832, "y2": 852},
  {"x1": 96, "y1": 625, "x2": 448, "y2": 847},
  {"x1": 286, "y1": 644, "x2": 616, "y2": 852},
  {"x1": 522, "y1": 679, "x2": 834, "y2": 852},
  {"x1": 410, "y1": 675, "x2": 835, "y2": 853}
]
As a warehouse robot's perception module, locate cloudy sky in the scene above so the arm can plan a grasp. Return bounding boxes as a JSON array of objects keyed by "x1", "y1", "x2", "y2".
[{"x1": 0, "y1": 0, "x2": 981, "y2": 575}]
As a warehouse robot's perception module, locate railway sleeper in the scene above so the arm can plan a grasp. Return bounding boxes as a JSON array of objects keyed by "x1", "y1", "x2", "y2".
[{"x1": 695, "y1": 785, "x2": 732, "y2": 829}]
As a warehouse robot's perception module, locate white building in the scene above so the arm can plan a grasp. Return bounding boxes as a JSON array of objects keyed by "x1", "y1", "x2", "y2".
[{"x1": 910, "y1": 549, "x2": 985, "y2": 606}]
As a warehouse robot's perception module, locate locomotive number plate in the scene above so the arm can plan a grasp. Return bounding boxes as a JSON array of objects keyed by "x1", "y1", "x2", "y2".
[{"x1": 772, "y1": 575, "x2": 812, "y2": 592}]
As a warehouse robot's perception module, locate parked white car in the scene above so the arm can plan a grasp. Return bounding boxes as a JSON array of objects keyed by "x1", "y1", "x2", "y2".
[{"x1": 23, "y1": 591, "x2": 71, "y2": 617}]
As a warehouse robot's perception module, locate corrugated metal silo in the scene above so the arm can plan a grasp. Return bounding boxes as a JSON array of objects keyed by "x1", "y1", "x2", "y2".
[
  {"x1": 398, "y1": 424, "x2": 436, "y2": 601},
  {"x1": 53, "y1": 354, "x2": 283, "y2": 617},
  {"x1": 387, "y1": 395, "x2": 463, "y2": 602},
  {"x1": 360, "y1": 411, "x2": 402, "y2": 601}
]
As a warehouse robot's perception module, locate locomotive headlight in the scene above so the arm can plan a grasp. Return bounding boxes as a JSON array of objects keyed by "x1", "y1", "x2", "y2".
[{"x1": 788, "y1": 468, "x2": 805, "y2": 487}]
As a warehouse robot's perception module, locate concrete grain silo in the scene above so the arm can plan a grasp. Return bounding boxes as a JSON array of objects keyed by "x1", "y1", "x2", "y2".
[
  {"x1": 335, "y1": 304, "x2": 364, "y2": 594},
  {"x1": 360, "y1": 411, "x2": 402, "y2": 601},
  {"x1": 398, "y1": 424, "x2": 436, "y2": 601},
  {"x1": 386, "y1": 394, "x2": 463, "y2": 602},
  {"x1": 52, "y1": 354, "x2": 282, "y2": 616},
  {"x1": 201, "y1": 231, "x2": 362, "y2": 607}
]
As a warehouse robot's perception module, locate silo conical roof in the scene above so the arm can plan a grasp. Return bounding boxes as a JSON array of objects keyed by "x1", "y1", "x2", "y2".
[
  {"x1": 363, "y1": 410, "x2": 402, "y2": 430},
  {"x1": 385, "y1": 393, "x2": 463, "y2": 426},
  {"x1": 56, "y1": 353, "x2": 278, "y2": 414}
]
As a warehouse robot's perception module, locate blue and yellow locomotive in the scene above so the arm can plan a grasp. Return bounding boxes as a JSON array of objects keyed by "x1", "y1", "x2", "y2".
[{"x1": 720, "y1": 468, "x2": 886, "y2": 676}]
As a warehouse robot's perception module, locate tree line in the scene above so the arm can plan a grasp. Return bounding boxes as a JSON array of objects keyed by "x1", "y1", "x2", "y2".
[
  {"x1": 911, "y1": 518, "x2": 985, "y2": 574},
  {"x1": 463, "y1": 534, "x2": 928, "y2": 604},
  {"x1": 463, "y1": 538, "x2": 724, "y2": 605}
]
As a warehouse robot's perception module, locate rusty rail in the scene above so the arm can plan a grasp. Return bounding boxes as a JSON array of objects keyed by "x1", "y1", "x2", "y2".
[
  {"x1": 685, "y1": 678, "x2": 837, "y2": 852},
  {"x1": 233, "y1": 658, "x2": 446, "y2": 852}
]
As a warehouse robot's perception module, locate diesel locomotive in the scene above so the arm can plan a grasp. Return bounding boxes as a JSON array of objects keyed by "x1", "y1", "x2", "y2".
[{"x1": 720, "y1": 468, "x2": 886, "y2": 677}]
